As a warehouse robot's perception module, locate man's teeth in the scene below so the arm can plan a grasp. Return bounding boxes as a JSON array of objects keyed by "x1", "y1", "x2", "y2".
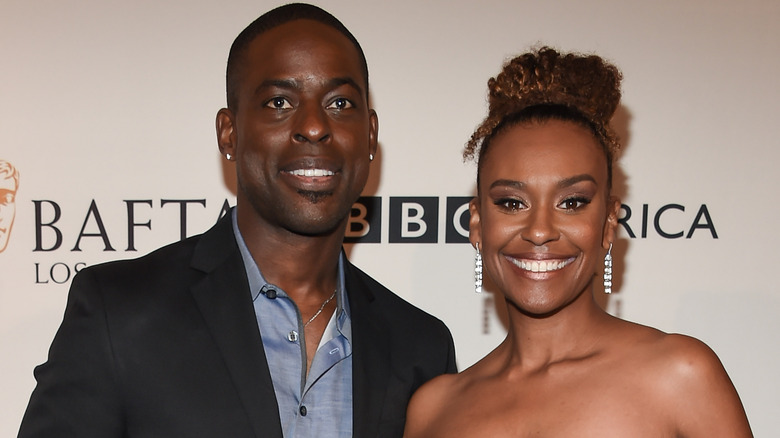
[
  {"x1": 511, "y1": 258, "x2": 572, "y2": 273},
  {"x1": 289, "y1": 169, "x2": 334, "y2": 177}
]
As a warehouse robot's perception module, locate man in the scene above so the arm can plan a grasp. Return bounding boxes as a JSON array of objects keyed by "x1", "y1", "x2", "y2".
[
  {"x1": 0, "y1": 160, "x2": 19, "y2": 253},
  {"x1": 19, "y1": 4, "x2": 456, "y2": 437}
]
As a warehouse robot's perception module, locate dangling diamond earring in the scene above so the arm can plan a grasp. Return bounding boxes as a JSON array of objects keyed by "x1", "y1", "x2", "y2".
[
  {"x1": 474, "y1": 242, "x2": 483, "y2": 294},
  {"x1": 226, "y1": 153, "x2": 232, "y2": 161},
  {"x1": 604, "y1": 242, "x2": 613, "y2": 294}
]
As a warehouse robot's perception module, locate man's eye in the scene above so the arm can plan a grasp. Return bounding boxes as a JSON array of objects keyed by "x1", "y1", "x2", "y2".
[
  {"x1": 327, "y1": 98, "x2": 353, "y2": 110},
  {"x1": 266, "y1": 97, "x2": 292, "y2": 109}
]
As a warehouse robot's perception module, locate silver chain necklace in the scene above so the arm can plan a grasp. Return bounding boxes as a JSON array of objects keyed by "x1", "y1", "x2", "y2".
[{"x1": 303, "y1": 290, "x2": 337, "y2": 327}]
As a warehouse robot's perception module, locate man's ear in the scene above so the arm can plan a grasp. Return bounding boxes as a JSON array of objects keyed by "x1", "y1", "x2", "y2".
[
  {"x1": 368, "y1": 109, "x2": 378, "y2": 159},
  {"x1": 216, "y1": 108, "x2": 236, "y2": 158},
  {"x1": 469, "y1": 197, "x2": 482, "y2": 251},
  {"x1": 603, "y1": 196, "x2": 621, "y2": 249}
]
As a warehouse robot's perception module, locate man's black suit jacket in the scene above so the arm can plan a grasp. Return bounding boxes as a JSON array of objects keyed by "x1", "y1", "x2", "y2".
[{"x1": 19, "y1": 213, "x2": 456, "y2": 437}]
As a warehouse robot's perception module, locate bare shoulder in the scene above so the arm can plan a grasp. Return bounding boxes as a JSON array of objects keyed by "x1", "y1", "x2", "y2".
[
  {"x1": 630, "y1": 329, "x2": 753, "y2": 437},
  {"x1": 643, "y1": 332, "x2": 733, "y2": 389},
  {"x1": 404, "y1": 371, "x2": 473, "y2": 437},
  {"x1": 616, "y1": 323, "x2": 737, "y2": 401},
  {"x1": 413, "y1": 372, "x2": 462, "y2": 401},
  {"x1": 404, "y1": 348, "x2": 513, "y2": 437},
  {"x1": 609, "y1": 318, "x2": 726, "y2": 373},
  {"x1": 404, "y1": 373, "x2": 459, "y2": 433}
]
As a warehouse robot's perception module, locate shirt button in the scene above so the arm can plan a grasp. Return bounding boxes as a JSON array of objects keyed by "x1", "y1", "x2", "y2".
[
  {"x1": 287, "y1": 331, "x2": 298, "y2": 342},
  {"x1": 299, "y1": 405, "x2": 307, "y2": 416}
]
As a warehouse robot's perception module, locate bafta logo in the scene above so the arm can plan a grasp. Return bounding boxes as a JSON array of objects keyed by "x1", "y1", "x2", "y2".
[{"x1": 0, "y1": 160, "x2": 19, "y2": 253}]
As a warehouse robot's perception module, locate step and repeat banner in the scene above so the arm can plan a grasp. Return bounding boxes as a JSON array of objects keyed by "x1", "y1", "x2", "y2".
[{"x1": 2, "y1": 0, "x2": 778, "y2": 435}]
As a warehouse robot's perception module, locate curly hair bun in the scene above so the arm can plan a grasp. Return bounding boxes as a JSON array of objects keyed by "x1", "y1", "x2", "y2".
[
  {"x1": 490, "y1": 47, "x2": 621, "y2": 125},
  {"x1": 466, "y1": 47, "x2": 622, "y2": 162}
]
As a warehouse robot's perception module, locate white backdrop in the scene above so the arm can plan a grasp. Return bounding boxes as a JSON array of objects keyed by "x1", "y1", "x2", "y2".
[{"x1": 2, "y1": 0, "x2": 779, "y2": 435}]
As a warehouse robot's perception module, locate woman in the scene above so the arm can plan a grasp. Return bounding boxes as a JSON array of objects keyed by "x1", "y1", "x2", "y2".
[{"x1": 404, "y1": 48, "x2": 752, "y2": 437}]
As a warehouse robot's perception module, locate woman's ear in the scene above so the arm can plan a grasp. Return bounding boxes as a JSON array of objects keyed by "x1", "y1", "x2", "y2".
[
  {"x1": 469, "y1": 197, "x2": 482, "y2": 250},
  {"x1": 603, "y1": 196, "x2": 621, "y2": 249}
]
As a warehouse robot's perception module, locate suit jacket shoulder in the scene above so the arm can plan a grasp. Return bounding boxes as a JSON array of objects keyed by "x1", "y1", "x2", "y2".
[
  {"x1": 345, "y1": 260, "x2": 456, "y2": 437},
  {"x1": 19, "y1": 214, "x2": 281, "y2": 438}
]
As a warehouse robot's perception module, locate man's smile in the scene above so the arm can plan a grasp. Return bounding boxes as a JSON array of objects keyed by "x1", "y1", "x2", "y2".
[{"x1": 286, "y1": 168, "x2": 335, "y2": 177}]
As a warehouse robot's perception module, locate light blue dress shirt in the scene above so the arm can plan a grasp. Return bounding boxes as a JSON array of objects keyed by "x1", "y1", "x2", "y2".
[{"x1": 232, "y1": 212, "x2": 353, "y2": 437}]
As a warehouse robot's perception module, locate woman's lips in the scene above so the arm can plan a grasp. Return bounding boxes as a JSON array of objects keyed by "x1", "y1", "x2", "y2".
[{"x1": 507, "y1": 257, "x2": 575, "y2": 273}]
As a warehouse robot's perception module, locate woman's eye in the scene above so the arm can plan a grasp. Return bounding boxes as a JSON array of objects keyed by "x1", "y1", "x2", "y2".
[
  {"x1": 266, "y1": 97, "x2": 292, "y2": 109},
  {"x1": 495, "y1": 198, "x2": 525, "y2": 211},
  {"x1": 560, "y1": 197, "x2": 590, "y2": 211},
  {"x1": 327, "y1": 98, "x2": 353, "y2": 110}
]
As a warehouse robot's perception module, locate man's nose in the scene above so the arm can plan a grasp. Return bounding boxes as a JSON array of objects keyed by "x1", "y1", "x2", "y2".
[{"x1": 292, "y1": 102, "x2": 330, "y2": 144}]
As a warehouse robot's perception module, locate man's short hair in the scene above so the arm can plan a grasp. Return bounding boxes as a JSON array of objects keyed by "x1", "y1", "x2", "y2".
[{"x1": 226, "y1": 3, "x2": 369, "y2": 110}]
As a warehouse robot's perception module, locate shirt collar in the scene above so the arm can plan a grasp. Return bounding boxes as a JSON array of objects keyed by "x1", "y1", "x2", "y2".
[{"x1": 231, "y1": 209, "x2": 350, "y2": 320}]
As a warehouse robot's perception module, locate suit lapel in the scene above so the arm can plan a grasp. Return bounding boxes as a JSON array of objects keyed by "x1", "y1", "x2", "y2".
[
  {"x1": 189, "y1": 215, "x2": 283, "y2": 438},
  {"x1": 347, "y1": 260, "x2": 392, "y2": 438}
]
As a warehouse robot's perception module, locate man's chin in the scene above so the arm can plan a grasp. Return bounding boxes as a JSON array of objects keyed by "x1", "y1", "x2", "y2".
[
  {"x1": 286, "y1": 217, "x2": 345, "y2": 238},
  {"x1": 287, "y1": 196, "x2": 355, "y2": 237},
  {"x1": 297, "y1": 189, "x2": 333, "y2": 204}
]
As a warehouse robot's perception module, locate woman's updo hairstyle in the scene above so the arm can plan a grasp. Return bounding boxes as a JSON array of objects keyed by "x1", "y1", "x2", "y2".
[{"x1": 465, "y1": 47, "x2": 623, "y2": 188}]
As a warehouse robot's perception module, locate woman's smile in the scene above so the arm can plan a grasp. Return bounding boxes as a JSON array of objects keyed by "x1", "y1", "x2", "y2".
[{"x1": 506, "y1": 256, "x2": 575, "y2": 273}]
